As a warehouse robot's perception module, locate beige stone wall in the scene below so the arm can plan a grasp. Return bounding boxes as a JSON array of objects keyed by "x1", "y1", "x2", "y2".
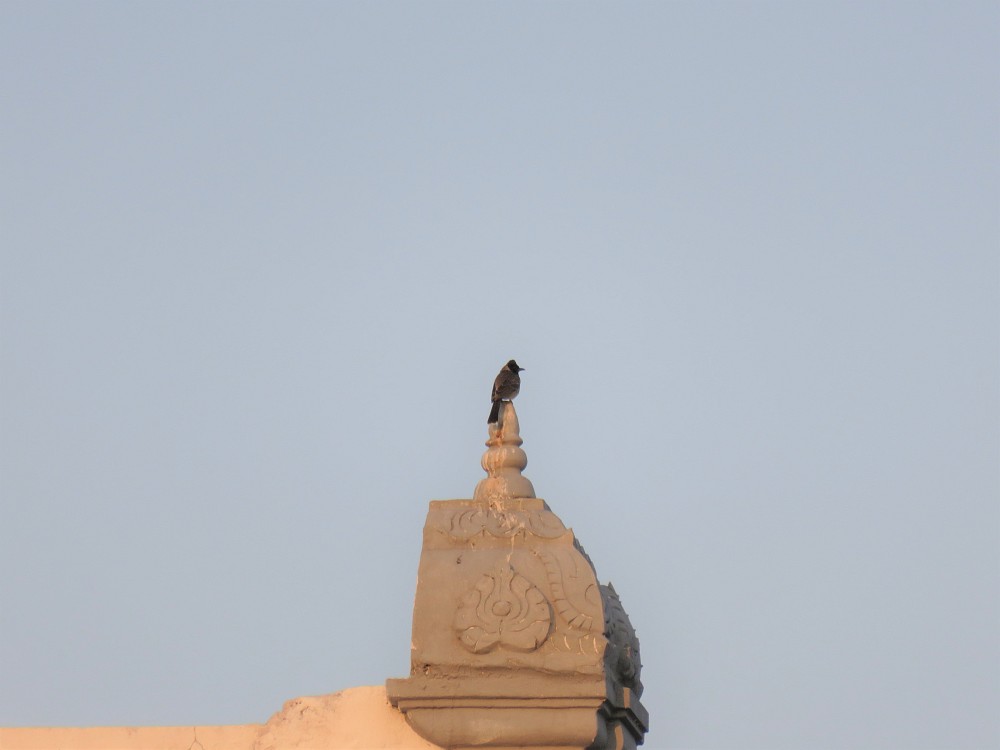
[{"x1": 0, "y1": 686, "x2": 438, "y2": 750}]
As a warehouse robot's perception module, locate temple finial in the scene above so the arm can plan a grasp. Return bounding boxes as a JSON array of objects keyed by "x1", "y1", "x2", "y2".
[{"x1": 473, "y1": 401, "x2": 535, "y2": 501}]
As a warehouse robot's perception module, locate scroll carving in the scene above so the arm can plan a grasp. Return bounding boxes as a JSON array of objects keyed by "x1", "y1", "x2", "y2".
[
  {"x1": 454, "y1": 564, "x2": 551, "y2": 654},
  {"x1": 601, "y1": 583, "x2": 643, "y2": 695},
  {"x1": 541, "y1": 551, "x2": 601, "y2": 632}
]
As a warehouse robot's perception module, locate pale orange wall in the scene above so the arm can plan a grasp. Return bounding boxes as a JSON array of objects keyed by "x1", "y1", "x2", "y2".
[
  {"x1": 0, "y1": 686, "x2": 440, "y2": 750},
  {"x1": 0, "y1": 724, "x2": 259, "y2": 750}
]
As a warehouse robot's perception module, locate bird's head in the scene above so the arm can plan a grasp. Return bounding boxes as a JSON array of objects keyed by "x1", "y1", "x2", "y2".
[{"x1": 507, "y1": 359, "x2": 524, "y2": 372}]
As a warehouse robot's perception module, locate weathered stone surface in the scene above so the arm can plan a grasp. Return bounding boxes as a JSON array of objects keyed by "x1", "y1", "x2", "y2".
[
  {"x1": 413, "y1": 498, "x2": 606, "y2": 677},
  {"x1": 388, "y1": 675, "x2": 608, "y2": 750}
]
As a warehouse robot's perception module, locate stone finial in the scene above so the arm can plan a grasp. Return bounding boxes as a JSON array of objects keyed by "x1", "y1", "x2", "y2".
[{"x1": 473, "y1": 401, "x2": 535, "y2": 501}]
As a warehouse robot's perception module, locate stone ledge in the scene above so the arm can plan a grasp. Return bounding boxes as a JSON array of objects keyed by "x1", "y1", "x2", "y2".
[{"x1": 387, "y1": 674, "x2": 647, "y2": 750}]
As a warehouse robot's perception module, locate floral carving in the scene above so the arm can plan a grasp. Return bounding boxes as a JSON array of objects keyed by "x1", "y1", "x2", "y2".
[
  {"x1": 454, "y1": 564, "x2": 551, "y2": 653},
  {"x1": 445, "y1": 506, "x2": 569, "y2": 540}
]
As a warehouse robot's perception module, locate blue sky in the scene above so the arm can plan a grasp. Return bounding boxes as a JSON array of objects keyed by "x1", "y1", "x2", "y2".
[{"x1": 1, "y1": 3, "x2": 997, "y2": 749}]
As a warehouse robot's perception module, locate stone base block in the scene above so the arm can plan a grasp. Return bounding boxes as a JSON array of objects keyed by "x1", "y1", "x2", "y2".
[{"x1": 387, "y1": 675, "x2": 647, "y2": 750}]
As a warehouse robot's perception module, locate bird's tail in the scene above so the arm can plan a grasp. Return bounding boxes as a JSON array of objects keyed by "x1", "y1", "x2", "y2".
[{"x1": 488, "y1": 400, "x2": 501, "y2": 424}]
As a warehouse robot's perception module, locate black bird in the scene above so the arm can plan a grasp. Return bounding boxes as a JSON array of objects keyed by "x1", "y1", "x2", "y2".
[{"x1": 488, "y1": 359, "x2": 525, "y2": 423}]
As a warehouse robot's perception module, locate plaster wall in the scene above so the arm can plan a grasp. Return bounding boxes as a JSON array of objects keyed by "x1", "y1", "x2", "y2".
[
  {"x1": 0, "y1": 685, "x2": 438, "y2": 750},
  {"x1": 0, "y1": 724, "x2": 259, "y2": 750}
]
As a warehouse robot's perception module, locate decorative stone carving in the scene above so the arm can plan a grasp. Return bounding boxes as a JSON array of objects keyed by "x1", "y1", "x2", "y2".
[
  {"x1": 388, "y1": 402, "x2": 647, "y2": 749},
  {"x1": 602, "y1": 583, "x2": 643, "y2": 695},
  {"x1": 454, "y1": 564, "x2": 551, "y2": 653},
  {"x1": 391, "y1": 495, "x2": 649, "y2": 748},
  {"x1": 439, "y1": 504, "x2": 570, "y2": 539},
  {"x1": 542, "y1": 550, "x2": 601, "y2": 632}
]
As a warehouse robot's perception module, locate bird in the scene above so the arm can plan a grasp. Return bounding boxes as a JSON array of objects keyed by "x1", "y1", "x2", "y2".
[{"x1": 488, "y1": 359, "x2": 525, "y2": 423}]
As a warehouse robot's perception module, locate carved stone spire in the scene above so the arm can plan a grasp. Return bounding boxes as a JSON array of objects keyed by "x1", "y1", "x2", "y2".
[
  {"x1": 387, "y1": 391, "x2": 647, "y2": 750},
  {"x1": 473, "y1": 401, "x2": 535, "y2": 501}
]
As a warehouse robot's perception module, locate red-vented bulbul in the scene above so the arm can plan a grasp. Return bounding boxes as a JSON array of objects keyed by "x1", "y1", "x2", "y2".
[{"x1": 488, "y1": 359, "x2": 524, "y2": 423}]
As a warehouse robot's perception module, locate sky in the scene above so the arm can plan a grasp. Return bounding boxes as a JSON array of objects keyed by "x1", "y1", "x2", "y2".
[{"x1": 1, "y1": 3, "x2": 997, "y2": 749}]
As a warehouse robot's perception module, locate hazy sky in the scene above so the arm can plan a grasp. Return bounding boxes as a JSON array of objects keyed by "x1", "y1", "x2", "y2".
[{"x1": 1, "y1": 3, "x2": 997, "y2": 749}]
